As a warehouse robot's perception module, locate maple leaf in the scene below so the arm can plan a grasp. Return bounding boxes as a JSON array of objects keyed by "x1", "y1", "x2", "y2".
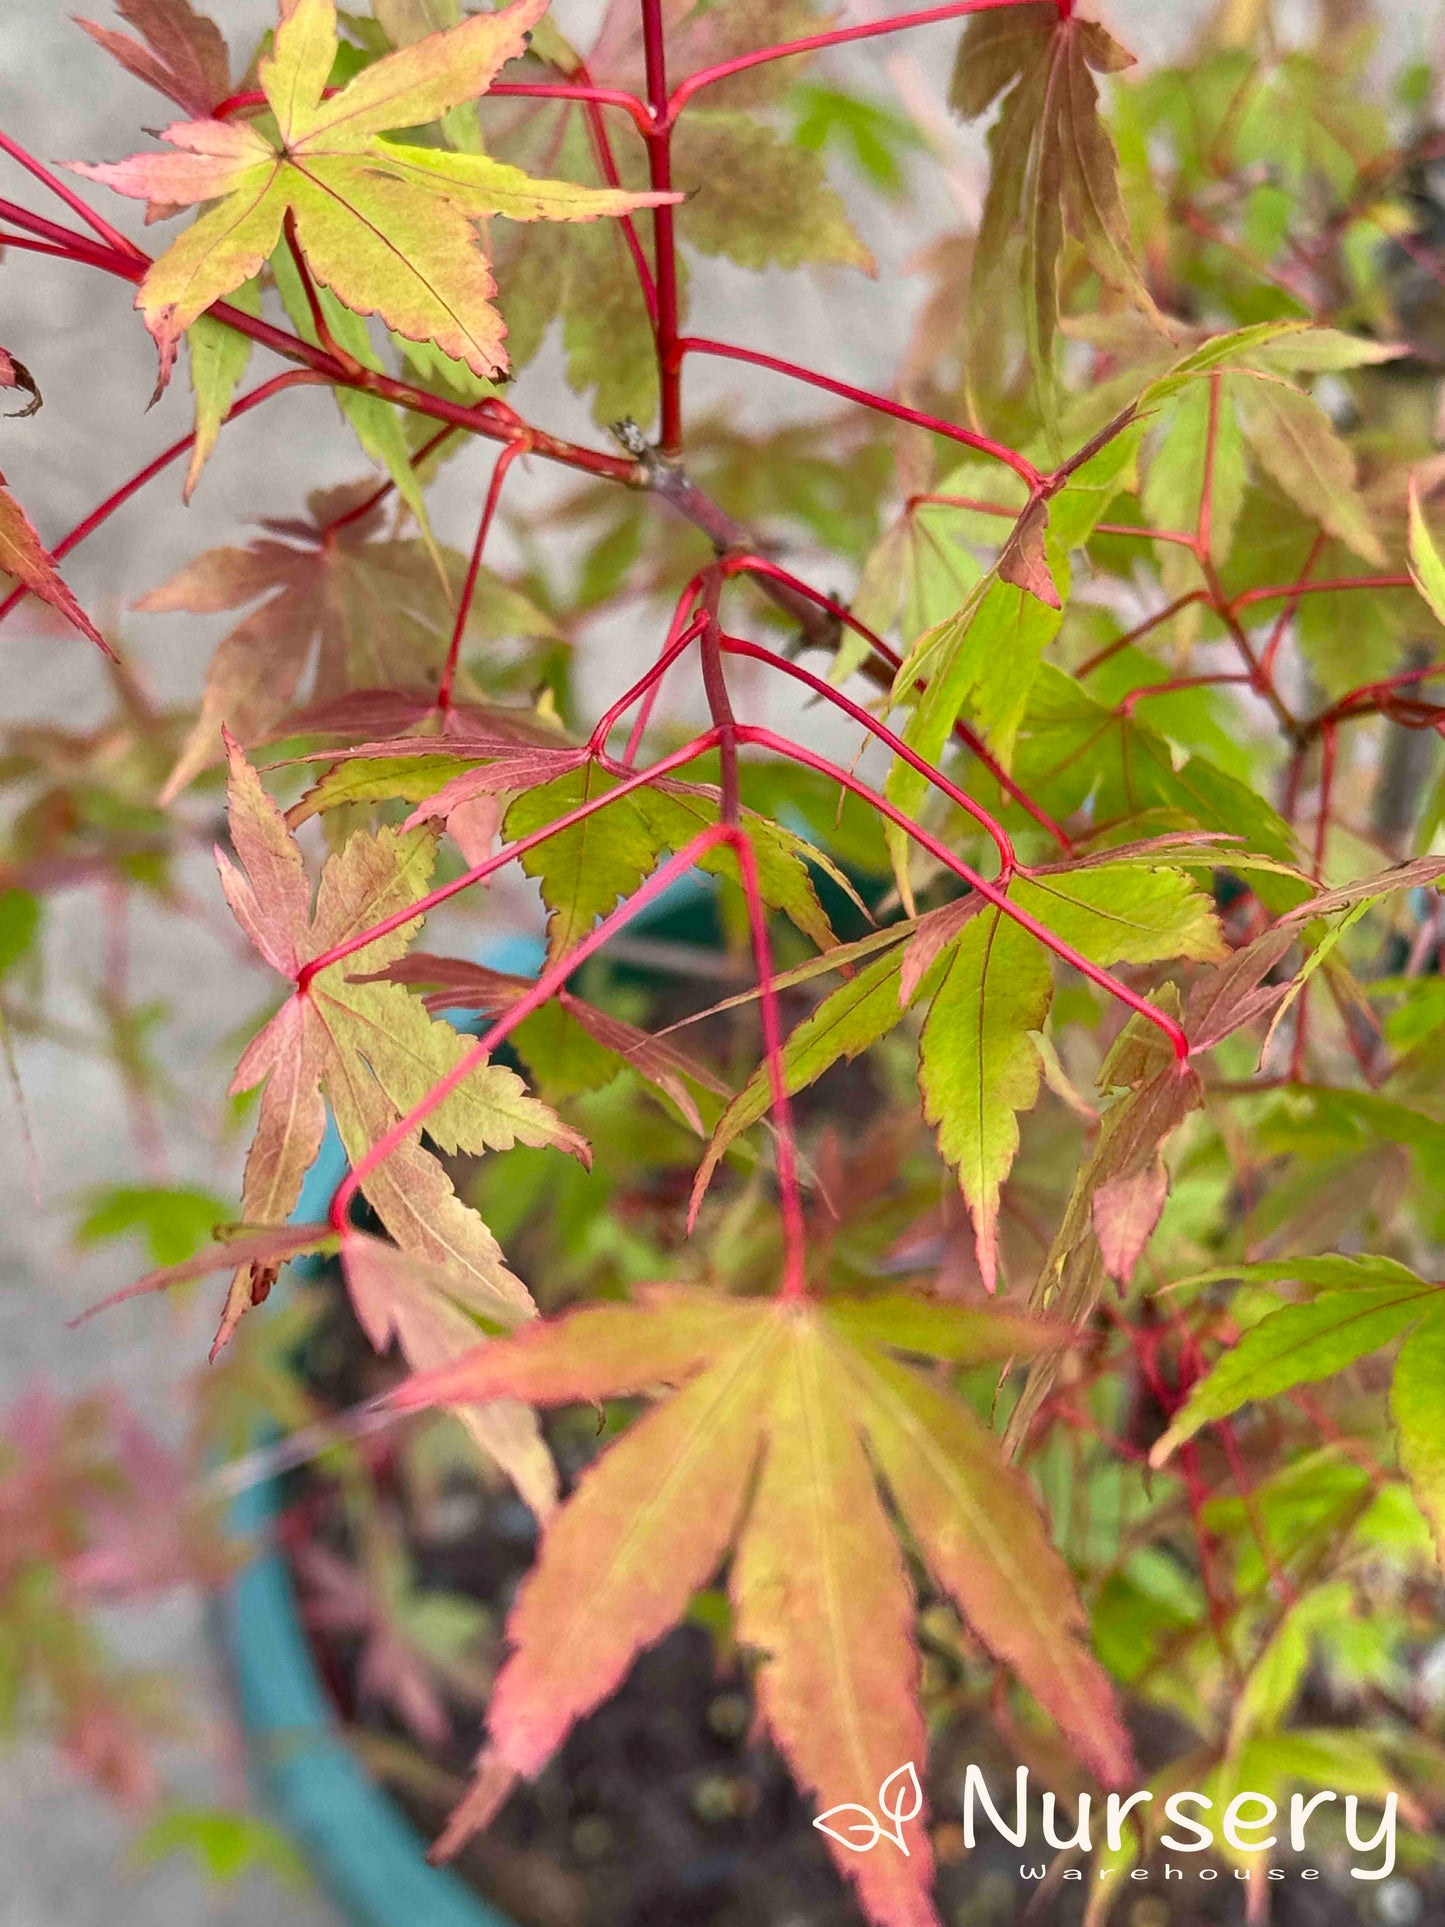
[
  {"x1": 1407, "y1": 474, "x2": 1445, "y2": 627},
  {"x1": 70, "y1": 1221, "x2": 338, "y2": 1326},
  {"x1": 213, "y1": 736, "x2": 584, "y2": 1511},
  {"x1": 294, "y1": 1505, "x2": 490, "y2": 1750},
  {"x1": 672, "y1": 110, "x2": 875, "y2": 274},
  {"x1": 386, "y1": 1287, "x2": 1134, "y2": 1925},
  {"x1": 1011, "y1": 666, "x2": 1310, "y2": 911},
  {"x1": 280, "y1": 736, "x2": 582, "y2": 847},
  {"x1": 1149, "y1": 1255, "x2": 1440, "y2": 1467},
  {"x1": 0, "y1": 346, "x2": 41, "y2": 419},
  {"x1": 918, "y1": 858, "x2": 1219, "y2": 1290},
  {"x1": 1231, "y1": 373, "x2": 1385, "y2": 566},
  {"x1": 504, "y1": 763, "x2": 844, "y2": 962},
  {"x1": 136, "y1": 483, "x2": 555, "y2": 800},
  {"x1": 77, "y1": 0, "x2": 232, "y2": 119},
  {"x1": 690, "y1": 941, "x2": 934, "y2": 1216},
  {"x1": 182, "y1": 283, "x2": 257, "y2": 499},
  {"x1": 950, "y1": 3, "x2": 1165, "y2": 406},
  {"x1": 339, "y1": 1228, "x2": 553, "y2": 1509},
  {"x1": 0, "y1": 474, "x2": 110, "y2": 654},
  {"x1": 884, "y1": 429, "x2": 1144, "y2": 903},
  {"x1": 70, "y1": 0, "x2": 678, "y2": 387},
  {"x1": 295, "y1": 1538, "x2": 454, "y2": 1751},
  {"x1": 1004, "y1": 997, "x2": 1204, "y2": 1454},
  {"x1": 1183, "y1": 925, "x2": 1297, "y2": 1054}
]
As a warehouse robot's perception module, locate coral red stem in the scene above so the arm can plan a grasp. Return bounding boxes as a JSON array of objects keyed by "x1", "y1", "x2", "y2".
[
  {"x1": 727, "y1": 554, "x2": 1072, "y2": 850},
  {"x1": 731, "y1": 832, "x2": 810, "y2": 1298},
  {"x1": 0, "y1": 127, "x2": 145, "y2": 262},
  {"x1": 436, "y1": 438, "x2": 529, "y2": 713},
  {"x1": 665, "y1": 0, "x2": 1038, "y2": 120},
  {"x1": 681, "y1": 336, "x2": 1044, "y2": 486},
  {"x1": 721, "y1": 634, "x2": 1017, "y2": 874},
  {"x1": 1230, "y1": 574, "x2": 1415, "y2": 613},
  {"x1": 641, "y1": 0, "x2": 684, "y2": 453}
]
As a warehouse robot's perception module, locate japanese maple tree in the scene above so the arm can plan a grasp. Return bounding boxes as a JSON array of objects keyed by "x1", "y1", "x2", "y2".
[{"x1": 5, "y1": 0, "x2": 1445, "y2": 1920}]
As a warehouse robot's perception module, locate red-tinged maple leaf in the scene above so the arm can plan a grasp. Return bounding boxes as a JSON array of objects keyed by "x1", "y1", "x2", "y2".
[
  {"x1": 385, "y1": 1288, "x2": 1134, "y2": 1927},
  {"x1": 340, "y1": 1229, "x2": 553, "y2": 1516},
  {"x1": 76, "y1": 0, "x2": 232, "y2": 120},
  {"x1": 66, "y1": 1408, "x2": 232, "y2": 1598},
  {"x1": 136, "y1": 482, "x2": 557, "y2": 801},
  {"x1": 1004, "y1": 1003, "x2": 1205, "y2": 1454},
  {"x1": 68, "y1": 0, "x2": 679, "y2": 388},
  {"x1": 0, "y1": 475, "x2": 110, "y2": 654},
  {"x1": 275, "y1": 733, "x2": 586, "y2": 835},
  {"x1": 215, "y1": 736, "x2": 582, "y2": 1513},
  {"x1": 0, "y1": 346, "x2": 41, "y2": 418},
  {"x1": 399, "y1": 747, "x2": 592, "y2": 828},
  {"x1": 294, "y1": 1538, "x2": 454, "y2": 1752},
  {"x1": 1184, "y1": 925, "x2": 1297, "y2": 1054},
  {"x1": 269, "y1": 687, "x2": 564, "y2": 747}
]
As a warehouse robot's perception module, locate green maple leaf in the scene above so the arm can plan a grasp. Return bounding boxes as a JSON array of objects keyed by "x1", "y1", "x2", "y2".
[
  {"x1": 1151, "y1": 1256, "x2": 1441, "y2": 1463},
  {"x1": 387, "y1": 1286, "x2": 1133, "y2": 1926},
  {"x1": 70, "y1": 0, "x2": 676, "y2": 385},
  {"x1": 883, "y1": 427, "x2": 1143, "y2": 905},
  {"x1": 1408, "y1": 475, "x2": 1445, "y2": 627},
  {"x1": 504, "y1": 763, "x2": 840, "y2": 963},
  {"x1": 917, "y1": 859, "x2": 1221, "y2": 1289},
  {"x1": 183, "y1": 280, "x2": 258, "y2": 500}
]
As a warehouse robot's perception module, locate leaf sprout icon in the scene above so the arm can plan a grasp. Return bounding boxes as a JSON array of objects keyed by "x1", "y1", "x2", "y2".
[{"x1": 813, "y1": 1762, "x2": 924, "y2": 1856}]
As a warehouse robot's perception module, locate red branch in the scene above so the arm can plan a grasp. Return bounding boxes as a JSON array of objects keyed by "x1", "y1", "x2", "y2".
[
  {"x1": 641, "y1": 0, "x2": 684, "y2": 454},
  {"x1": 727, "y1": 554, "x2": 1072, "y2": 850},
  {"x1": 436, "y1": 438, "x2": 530, "y2": 713},
  {"x1": 721, "y1": 634, "x2": 1017, "y2": 874},
  {"x1": 0, "y1": 127, "x2": 145, "y2": 263},
  {"x1": 664, "y1": 0, "x2": 1038, "y2": 121},
  {"x1": 681, "y1": 336, "x2": 1045, "y2": 487}
]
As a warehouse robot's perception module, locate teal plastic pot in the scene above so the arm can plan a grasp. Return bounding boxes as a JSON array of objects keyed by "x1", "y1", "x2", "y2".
[{"x1": 219, "y1": 1470, "x2": 511, "y2": 1927}]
